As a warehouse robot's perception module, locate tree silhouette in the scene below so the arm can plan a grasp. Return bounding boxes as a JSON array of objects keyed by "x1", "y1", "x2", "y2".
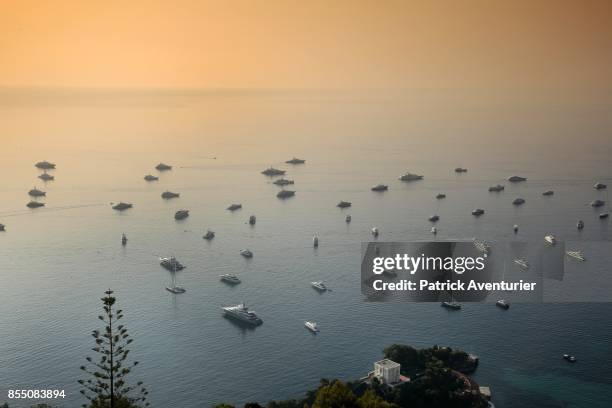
[{"x1": 79, "y1": 289, "x2": 149, "y2": 408}]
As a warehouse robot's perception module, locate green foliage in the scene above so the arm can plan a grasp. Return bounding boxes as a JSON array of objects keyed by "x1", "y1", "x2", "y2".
[
  {"x1": 214, "y1": 404, "x2": 235, "y2": 408},
  {"x1": 356, "y1": 389, "x2": 395, "y2": 408},
  {"x1": 79, "y1": 289, "x2": 149, "y2": 408},
  {"x1": 311, "y1": 380, "x2": 357, "y2": 408}
]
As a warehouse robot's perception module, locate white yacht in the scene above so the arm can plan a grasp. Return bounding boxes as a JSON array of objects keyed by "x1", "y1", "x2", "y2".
[
  {"x1": 544, "y1": 235, "x2": 556, "y2": 245},
  {"x1": 222, "y1": 303, "x2": 262, "y2": 325},
  {"x1": 160, "y1": 256, "x2": 185, "y2": 271},
  {"x1": 240, "y1": 249, "x2": 253, "y2": 258},
  {"x1": 566, "y1": 250, "x2": 585, "y2": 261},
  {"x1": 220, "y1": 274, "x2": 241, "y2": 284},
  {"x1": 311, "y1": 281, "x2": 327, "y2": 291},
  {"x1": 304, "y1": 321, "x2": 319, "y2": 333},
  {"x1": 514, "y1": 258, "x2": 529, "y2": 270}
]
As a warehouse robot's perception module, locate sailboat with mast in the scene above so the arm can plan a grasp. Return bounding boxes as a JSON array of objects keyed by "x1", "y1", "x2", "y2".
[{"x1": 165, "y1": 262, "x2": 186, "y2": 294}]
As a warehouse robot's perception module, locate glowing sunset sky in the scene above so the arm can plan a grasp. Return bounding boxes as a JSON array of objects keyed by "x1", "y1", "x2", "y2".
[{"x1": 1, "y1": 0, "x2": 611, "y2": 89}]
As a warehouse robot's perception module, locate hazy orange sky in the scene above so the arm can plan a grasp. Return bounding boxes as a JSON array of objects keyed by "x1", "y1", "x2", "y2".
[{"x1": 1, "y1": 0, "x2": 611, "y2": 89}]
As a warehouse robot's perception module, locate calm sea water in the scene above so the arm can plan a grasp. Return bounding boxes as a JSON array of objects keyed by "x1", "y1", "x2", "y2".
[{"x1": 1, "y1": 89, "x2": 611, "y2": 408}]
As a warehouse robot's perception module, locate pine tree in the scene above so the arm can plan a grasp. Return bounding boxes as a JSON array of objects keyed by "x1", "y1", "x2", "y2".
[{"x1": 79, "y1": 289, "x2": 149, "y2": 408}]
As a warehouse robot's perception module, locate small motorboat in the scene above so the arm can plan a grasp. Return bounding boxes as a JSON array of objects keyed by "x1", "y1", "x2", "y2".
[
  {"x1": 542, "y1": 190, "x2": 554, "y2": 196},
  {"x1": 563, "y1": 354, "x2": 577, "y2": 363},
  {"x1": 512, "y1": 198, "x2": 526, "y2": 206},
  {"x1": 161, "y1": 191, "x2": 180, "y2": 199},
  {"x1": 121, "y1": 233, "x2": 127, "y2": 246},
  {"x1": 203, "y1": 229, "x2": 215, "y2": 240},
  {"x1": 38, "y1": 172, "x2": 54, "y2": 181},
  {"x1": 35, "y1": 161, "x2": 56, "y2": 170},
  {"x1": 431, "y1": 227, "x2": 437, "y2": 235},
  {"x1": 144, "y1": 174, "x2": 159, "y2": 181},
  {"x1": 371, "y1": 184, "x2": 388, "y2": 192},
  {"x1": 399, "y1": 172, "x2": 424, "y2": 181},
  {"x1": 277, "y1": 190, "x2": 296, "y2": 199},
  {"x1": 600, "y1": 212, "x2": 609, "y2": 219},
  {"x1": 311, "y1": 281, "x2": 327, "y2": 291},
  {"x1": 27, "y1": 201, "x2": 45, "y2": 209},
  {"x1": 112, "y1": 202, "x2": 132, "y2": 211},
  {"x1": 428, "y1": 215, "x2": 440, "y2": 222},
  {"x1": 544, "y1": 235, "x2": 556, "y2": 245},
  {"x1": 496, "y1": 299, "x2": 510, "y2": 309},
  {"x1": 175, "y1": 210, "x2": 189, "y2": 220},
  {"x1": 594, "y1": 182, "x2": 607, "y2": 190},
  {"x1": 337, "y1": 201, "x2": 351, "y2": 208},
  {"x1": 455, "y1": 167, "x2": 468, "y2": 173},
  {"x1": 566, "y1": 250, "x2": 585, "y2": 261},
  {"x1": 249, "y1": 215, "x2": 256, "y2": 225},
  {"x1": 345, "y1": 215, "x2": 352, "y2": 223},
  {"x1": 156, "y1": 163, "x2": 172, "y2": 171},
  {"x1": 240, "y1": 249, "x2": 253, "y2": 258},
  {"x1": 220, "y1": 274, "x2": 241, "y2": 284},
  {"x1": 577, "y1": 220, "x2": 584, "y2": 230},
  {"x1": 590, "y1": 199, "x2": 605, "y2": 208},
  {"x1": 488, "y1": 184, "x2": 505, "y2": 192},
  {"x1": 441, "y1": 301, "x2": 461, "y2": 310},
  {"x1": 286, "y1": 157, "x2": 306, "y2": 164},
  {"x1": 436, "y1": 193, "x2": 446, "y2": 199},
  {"x1": 273, "y1": 178, "x2": 294, "y2": 186},
  {"x1": 28, "y1": 188, "x2": 46, "y2": 197},
  {"x1": 507, "y1": 175, "x2": 527, "y2": 182},
  {"x1": 313, "y1": 234, "x2": 319, "y2": 248},
  {"x1": 371, "y1": 227, "x2": 379, "y2": 237},
  {"x1": 513, "y1": 224, "x2": 519, "y2": 233},
  {"x1": 227, "y1": 203, "x2": 242, "y2": 211},
  {"x1": 261, "y1": 167, "x2": 286, "y2": 176},
  {"x1": 0, "y1": 224, "x2": 5, "y2": 231},
  {"x1": 472, "y1": 208, "x2": 485, "y2": 216},
  {"x1": 304, "y1": 321, "x2": 319, "y2": 333}
]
